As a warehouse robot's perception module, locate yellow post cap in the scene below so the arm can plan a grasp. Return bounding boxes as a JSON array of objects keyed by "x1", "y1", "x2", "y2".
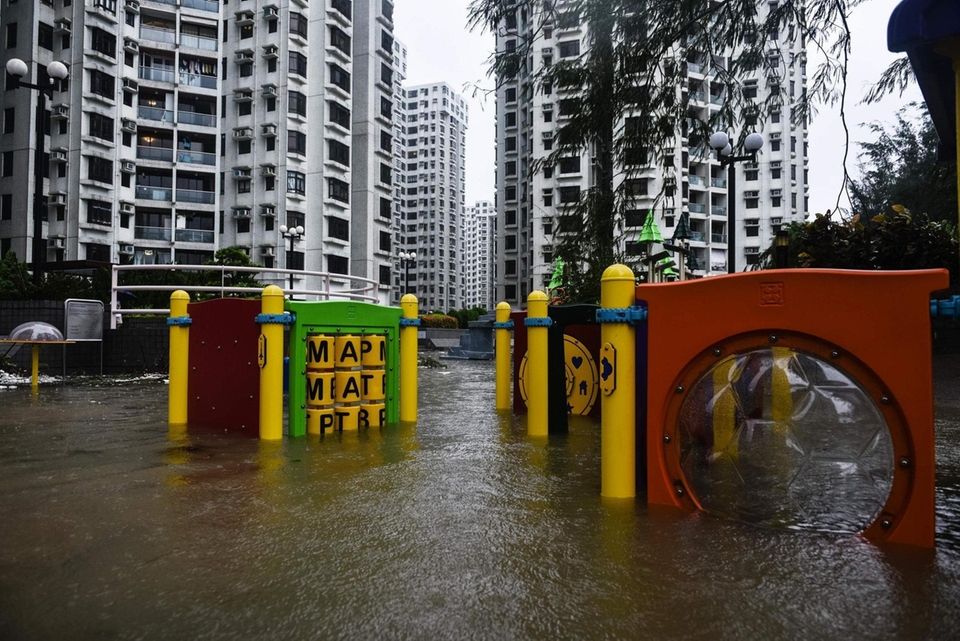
[
  {"x1": 170, "y1": 290, "x2": 190, "y2": 302},
  {"x1": 496, "y1": 301, "x2": 511, "y2": 311},
  {"x1": 601, "y1": 264, "x2": 635, "y2": 283},
  {"x1": 262, "y1": 284, "x2": 285, "y2": 298},
  {"x1": 527, "y1": 290, "x2": 549, "y2": 303},
  {"x1": 400, "y1": 294, "x2": 418, "y2": 319},
  {"x1": 400, "y1": 293, "x2": 418, "y2": 305}
]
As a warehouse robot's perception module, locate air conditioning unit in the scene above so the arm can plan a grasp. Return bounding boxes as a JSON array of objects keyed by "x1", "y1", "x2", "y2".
[
  {"x1": 743, "y1": 190, "x2": 760, "y2": 199},
  {"x1": 54, "y1": 18, "x2": 72, "y2": 33},
  {"x1": 232, "y1": 167, "x2": 252, "y2": 178},
  {"x1": 49, "y1": 193, "x2": 67, "y2": 205},
  {"x1": 769, "y1": 132, "x2": 782, "y2": 140},
  {"x1": 52, "y1": 104, "x2": 69, "y2": 119},
  {"x1": 122, "y1": 78, "x2": 139, "y2": 93},
  {"x1": 120, "y1": 202, "x2": 135, "y2": 214},
  {"x1": 770, "y1": 189, "x2": 783, "y2": 197},
  {"x1": 770, "y1": 160, "x2": 782, "y2": 169},
  {"x1": 261, "y1": 123, "x2": 277, "y2": 137},
  {"x1": 263, "y1": 5, "x2": 279, "y2": 19},
  {"x1": 235, "y1": 49, "x2": 255, "y2": 64},
  {"x1": 770, "y1": 217, "x2": 783, "y2": 225},
  {"x1": 124, "y1": 0, "x2": 140, "y2": 13},
  {"x1": 51, "y1": 150, "x2": 67, "y2": 162},
  {"x1": 235, "y1": 10, "x2": 256, "y2": 26},
  {"x1": 124, "y1": 38, "x2": 139, "y2": 53},
  {"x1": 234, "y1": 89, "x2": 253, "y2": 102},
  {"x1": 260, "y1": 204, "x2": 276, "y2": 216},
  {"x1": 121, "y1": 160, "x2": 136, "y2": 173},
  {"x1": 261, "y1": 164, "x2": 276, "y2": 177},
  {"x1": 261, "y1": 245, "x2": 275, "y2": 256},
  {"x1": 48, "y1": 237, "x2": 65, "y2": 249},
  {"x1": 232, "y1": 207, "x2": 251, "y2": 218},
  {"x1": 262, "y1": 45, "x2": 279, "y2": 59},
  {"x1": 233, "y1": 127, "x2": 252, "y2": 140},
  {"x1": 119, "y1": 244, "x2": 135, "y2": 255},
  {"x1": 261, "y1": 84, "x2": 277, "y2": 97}
]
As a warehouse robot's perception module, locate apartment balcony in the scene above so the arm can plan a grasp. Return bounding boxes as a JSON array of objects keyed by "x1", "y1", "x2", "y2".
[
  {"x1": 175, "y1": 228, "x2": 215, "y2": 243},
  {"x1": 137, "y1": 145, "x2": 174, "y2": 162},
  {"x1": 179, "y1": 34, "x2": 217, "y2": 52},
  {"x1": 711, "y1": 206, "x2": 727, "y2": 217},
  {"x1": 711, "y1": 233, "x2": 728, "y2": 243},
  {"x1": 139, "y1": 66, "x2": 174, "y2": 83},
  {"x1": 687, "y1": 61, "x2": 706, "y2": 75},
  {"x1": 176, "y1": 149, "x2": 216, "y2": 166},
  {"x1": 140, "y1": 26, "x2": 176, "y2": 45},
  {"x1": 688, "y1": 203, "x2": 707, "y2": 214},
  {"x1": 137, "y1": 106, "x2": 174, "y2": 123},
  {"x1": 177, "y1": 111, "x2": 216, "y2": 127},
  {"x1": 180, "y1": 0, "x2": 218, "y2": 12},
  {"x1": 135, "y1": 225, "x2": 172, "y2": 241},
  {"x1": 711, "y1": 177, "x2": 727, "y2": 188},
  {"x1": 176, "y1": 188, "x2": 215, "y2": 204},
  {"x1": 688, "y1": 175, "x2": 706, "y2": 187},
  {"x1": 179, "y1": 72, "x2": 217, "y2": 90},
  {"x1": 711, "y1": 262, "x2": 727, "y2": 272},
  {"x1": 135, "y1": 186, "x2": 173, "y2": 201}
]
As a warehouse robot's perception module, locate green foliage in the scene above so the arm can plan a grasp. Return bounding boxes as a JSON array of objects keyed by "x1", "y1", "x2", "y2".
[
  {"x1": 850, "y1": 105, "x2": 957, "y2": 223},
  {"x1": 758, "y1": 207, "x2": 958, "y2": 284},
  {"x1": 420, "y1": 314, "x2": 459, "y2": 329},
  {"x1": 445, "y1": 307, "x2": 489, "y2": 329},
  {"x1": 0, "y1": 251, "x2": 108, "y2": 301}
]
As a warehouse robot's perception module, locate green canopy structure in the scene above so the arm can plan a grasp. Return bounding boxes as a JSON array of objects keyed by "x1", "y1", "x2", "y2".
[
  {"x1": 672, "y1": 212, "x2": 692, "y2": 242},
  {"x1": 639, "y1": 210, "x2": 664, "y2": 243},
  {"x1": 548, "y1": 257, "x2": 565, "y2": 290}
]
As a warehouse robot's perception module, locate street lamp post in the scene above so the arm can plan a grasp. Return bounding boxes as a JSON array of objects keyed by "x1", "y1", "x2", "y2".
[
  {"x1": 5, "y1": 58, "x2": 69, "y2": 284},
  {"x1": 398, "y1": 251, "x2": 417, "y2": 295},
  {"x1": 278, "y1": 224, "x2": 304, "y2": 294},
  {"x1": 709, "y1": 131, "x2": 764, "y2": 274}
]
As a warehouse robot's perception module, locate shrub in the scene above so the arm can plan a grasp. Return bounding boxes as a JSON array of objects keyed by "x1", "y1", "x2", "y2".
[{"x1": 420, "y1": 313, "x2": 458, "y2": 329}]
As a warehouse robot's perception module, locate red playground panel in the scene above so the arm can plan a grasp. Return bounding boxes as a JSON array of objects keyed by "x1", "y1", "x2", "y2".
[{"x1": 187, "y1": 298, "x2": 261, "y2": 436}]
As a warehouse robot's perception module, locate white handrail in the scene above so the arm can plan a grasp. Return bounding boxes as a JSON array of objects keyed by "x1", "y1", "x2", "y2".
[{"x1": 110, "y1": 263, "x2": 383, "y2": 329}]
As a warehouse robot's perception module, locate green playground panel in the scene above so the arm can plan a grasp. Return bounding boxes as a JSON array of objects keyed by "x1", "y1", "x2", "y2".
[{"x1": 286, "y1": 300, "x2": 402, "y2": 437}]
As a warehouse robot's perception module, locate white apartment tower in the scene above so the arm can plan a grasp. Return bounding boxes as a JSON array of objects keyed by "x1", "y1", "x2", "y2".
[
  {"x1": 397, "y1": 81, "x2": 468, "y2": 312},
  {"x1": 463, "y1": 200, "x2": 496, "y2": 310},
  {"x1": 388, "y1": 38, "x2": 407, "y2": 303},
  {"x1": 0, "y1": 0, "x2": 222, "y2": 266},
  {"x1": 494, "y1": 4, "x2": 809, "y2": 305}
]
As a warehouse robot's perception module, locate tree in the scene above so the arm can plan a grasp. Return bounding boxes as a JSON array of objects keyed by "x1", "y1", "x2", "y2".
[
  {"x1": 850, "y1": 105, "x2": 957, "y2": 223},
  {"x1": 468, "y1": 0, "x2": 882, "y2": 302}
]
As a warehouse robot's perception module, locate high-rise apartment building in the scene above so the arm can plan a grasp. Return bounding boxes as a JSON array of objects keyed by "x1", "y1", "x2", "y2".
[
  {"x1": 463, "y1": 200, "x2": 496, "y2": 310},
  {"x1": 0, "y1": 0, "x2": 222, "y2": 266},
  {"x1": 494, "y1": 5, "x2": 809, "y2": 305},
  {"x1": 388, "y1": 38, "x2": 407, "y2": 302},
  {"x1": 396, "y1": 81, "x2": 468, "y2": 312}
]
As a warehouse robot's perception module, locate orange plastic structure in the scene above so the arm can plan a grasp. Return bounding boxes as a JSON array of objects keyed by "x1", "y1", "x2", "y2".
[{"x1": 641, "y1": 269, "x2": 948, "y2": 548}]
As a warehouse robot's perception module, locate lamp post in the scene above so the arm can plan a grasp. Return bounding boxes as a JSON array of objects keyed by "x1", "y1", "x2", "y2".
[
  {"x1": 398, "y1": 251, "x2": 417, "y2": 294},
  {"x1": 5, "y1": 58, "x2": 69, "y2": 284},
  {"x1": 278, "y1": 224, "x2": 304, "y2": 294},
  {"x1": 709, "y1": 131, "x2": 764, "y2": 274},
  {"x1": 774, "y1": 228, "x2": 790, "y2": 269}
]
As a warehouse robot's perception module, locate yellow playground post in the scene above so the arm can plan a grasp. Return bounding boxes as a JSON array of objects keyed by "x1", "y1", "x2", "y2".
[
  {"x1": 495, "y1": 301, "x2": 512, "y2": 411},
  {"x1": 400, "y1": 294, "x2": 419, "y2": 423},
  {"x1": 258, "y1": 285, "x2": 285, "y2": 440},
  {"x1": 525, "y1": 290, "x2": 549, "y2": 437},
  {"x1": 600, "y1": 264, "x2": 636, "y2": 499},
  {"x1": 167, "y1": 290, "x2": 190, "y2": 425}
]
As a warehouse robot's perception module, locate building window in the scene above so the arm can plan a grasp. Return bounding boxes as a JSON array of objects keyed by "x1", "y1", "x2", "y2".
[
  {"x1": 558, "y1": 186, "x2": 580, "y2": 204},
  {"x1": 380, "y1": 130, "x2": 392, "y2": 152},
  {"x1": 287, "y1": 130, "x2": 306, "y2": 156},
  {"x1": 328, "y1": 177, "x2": 349, "y2": 203},
  {"x1": 0, "y1": 193, "x2": 11, "y2": 220},
  {"x1": 291, "y1": 13, "x2": 309, "y2": 40},
  {"x1": 90, "y1": 26, "x2": 116, "y2": 58},
  {"x1": 558, "y1": 40, "x2": 580, "y2": 57},
  {"x1": 239, "y1": 63, "x2": 253, "y2": 78},
  {"x1": 379, "y1": 230, "x2": 391, "y2": 252},
  {"x1": 89, "y1": 69, "x2": 114, "y2": 99},
  {"x1": 745, "y1": 198, "x2": 759, "y2": 209},
  {"x1": 289, "y1": 52, "x2": 307, "y2": 78},
  {"x1": 86, "y1": 200, "x2": 112, "y2": 226},
  {"x1": 329, "y1": 101, "x2": 351, "y2": 129},
  {"x1": 380, "y1": 163, "x2": 391, "y2": 185},
  {"x1": 332, "y1": 0, "x2": 352, "y2": 21},
  {"x1": 559, "y1": 156, "x2": 580, "y2": 174},
  {"x1": 38, "y1": 23, "x2": 54, "y2": 50},
  {"x1": 238, "y1": 101, "x2": 251, "y2": 116},
  {"x1": 287, "y1": 170, "x2": 305, "y2": 195},
  {"x1": 1, "y1": 151, "x2": 11, "y2": 177},
  {"x1": 745, "y1": 219, "x2": 760, "y2": 236},
  {"x1": 88, "y1": 112, "x2": 114, "y2": 141},
  {"x1": 6, "y1": 23, "x2": 17, "y2": 49},
  {"x1": 87, "y1": 156, "x2": 113, "y2": 183},
  {"x1": 289, "y1": 91, "x2": 307, "y2": 116},
  {"x1": 327, "y1": 254, "x2": 349, "y2": 274},
  {"x1": 330, "y1": 25, "x2": 350, "y2": 54},
  {"x1": 379, "y1": 96, "x2": 391, "y2": 119},
  {"x1": 328, "y1": 139, "x2": 350, "y2": 166},
  {"x1": 379, "y1": 265, "x2": 391, "y2": 286},
  {"x1": 330, "y1": 64, "x2": 350, "y2": 92},
  {"x1": 379, "y1": 197, "x2": 391, "y2": 219},
  {"x1": 327, "y1": 216, "x2": 349, "y2": 241}
]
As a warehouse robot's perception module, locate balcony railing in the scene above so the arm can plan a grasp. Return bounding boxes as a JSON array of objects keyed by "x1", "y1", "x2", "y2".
[
  {"x1": 687, "y1": 61, "x2": 704, "y2": 74},
  {"x1": 137, "y1": 145, "x2": 174, "y2": 161},
  {"x1": 688, "y1": 175, "x2": 705, "y2": 186},
  {"x1": 175, "y1": 228, "x2": 215, "y2": 243},
  {"x1": 137, "y1": 106, "x2": 174, "y2": 122},
  {"x1": 179, "y1": 34, "x2": 217, "y2": 51},
  {"x1": 177, "y1": 110, "x2": 216, "y2": 127},
  {"x1": 180, "y1": 0, "x2": 219, "y2": 12},
  {"x1": 711, "y1": 177, "x2": 727, "y2": 188},
  {"x1": 711, "y1": 262, "x2": 727, "y2": 272},
  {"x1": 135, "y1": 185, "x2": 173, "y2": 201},
  {"x1": 176, "y1": 188, "x2": 215, "y2": 204},
  {"x1": 711, "y1": 206, "x2": 727, "y2": 216},
  {"x1": 145, "y1": 0, "x2": 176, "y2": 5},
  {"x1": 176, "y1": 149, "x2": 217, "y2": 166},
  {"x1": 135, "y1": 225, "x2": 172, "y2": 241},
  {"x1": 709, "y1": 94, "x2": 724, "y2": 105},
  {"x1": 689, "y1": 90, "x2": 707, "y2": 103},
  {"x1": 179, "y1": 72, "x2": 217, "y2": 89},
  {"x1": 688, "y1": 231, "x2": 706, "y2": 242},
  {"x1": 140, "y1": 26, "x2": 176, "y2": 45},
  {"x1": 139, "y1": 66, "x2": 175, "y2": 83},
  {"x1": 688, "y1": 203, "x2": 707, "y2": 214},
  {"x1": 711, "y1": 233, "x2": 728, "y2": 243}
]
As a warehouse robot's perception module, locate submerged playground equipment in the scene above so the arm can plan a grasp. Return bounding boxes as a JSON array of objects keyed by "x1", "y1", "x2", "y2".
[
  {"x1": 166, "y1": 287, "x2": 419, "y2": 439},
  {"x1": 498, "y1": 266, "x2": 950, "y2": 549}
]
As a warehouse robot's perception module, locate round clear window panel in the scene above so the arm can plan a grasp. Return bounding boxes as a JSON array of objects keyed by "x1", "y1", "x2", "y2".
[
  {"x1": 678, "y1": 348, "x2": 894, "y2": 533},
  {"x1": 8, "y1": 321, "x2": 63, "y2": 342}
]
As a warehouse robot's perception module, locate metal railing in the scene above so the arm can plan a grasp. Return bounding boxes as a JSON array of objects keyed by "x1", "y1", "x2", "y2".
[
  {"x1": 175, "y1": 188, "x2": 216, "y2": 204},
  {"x1": 135, "y1": 225, "x2": 172, "y2": 241},
  {"x1": 110, "y1": 264, "x2": 383, "y2": 329},
  {"x1": 180, "y1": 0, "x2": 219, "y2": 12},
  {"x1": 175, "y1": 228, "x2": 214, "y2": 243},
  {"x1": 137, "y1": 145, "x2": 174, "y2": 162},
  {"x1": 139, "y1": 66, "x2": 175, "y2": 83},
  {"x1": 711, "y1": 233, "x2": 728, "y2": 243},
  {"x1": 179, "y1": 72, "x2": 218, "y2": 89},
  {"x1": 711, "y1": 206, "x2": 727, "y2": 216},
  {"x1": 135, "y1": 185, "x2": 173, "y2": 201},
  {"x1": 176, "y1": 149, "x2": 217, "y2": 165},
  {"x1": 179, "y1": 34, "x2": 218, "y2": 51},
  {"x1": 177, "y1": 110, "x2": 217, "y2": 127},
  {"x1": 711, "y1": 177, "x2": 727, "y2": 188},
  {"x1": 138, "y1": 105, "x2": 175, "y2": 122},
  {"x1": 140, "y1": 26, "x2": 176, "y2": 44},
  {"x1": 688, "y1": 203, "x2": 707, "y2": 214}
]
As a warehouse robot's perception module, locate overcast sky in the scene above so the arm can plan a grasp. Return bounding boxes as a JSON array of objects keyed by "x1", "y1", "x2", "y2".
[{"x1": 394, "y1": 0, "x2": 923, "y2": 215}]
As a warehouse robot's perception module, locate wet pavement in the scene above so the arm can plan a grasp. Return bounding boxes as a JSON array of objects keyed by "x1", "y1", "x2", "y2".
[{"x1": 0, "y1": 358, "x2": 958, "y2": 640}]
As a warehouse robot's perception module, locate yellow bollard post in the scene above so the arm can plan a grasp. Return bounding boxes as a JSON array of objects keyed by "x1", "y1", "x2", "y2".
[
  {"x1": 525, "y1": 290, "x2": 549, "y2": 437},
  {"x1": 167, "y1": 290, "x2": 190, "y2": 425},
  {"x1": 600, "y1": 264, "x2": 636, "y2": 498},
  {"x1": 399, "y1": 294, "x2": 419, "y2": 423},
  {"x1": 30, "y1": 345, "x2": 40, "y2": 394},
  {"x1": 495, "y1": 301, "x2": 512, "y2": 411},
  {"x1": 258, "y1": 285, "x2": 285, "y2": 440}
]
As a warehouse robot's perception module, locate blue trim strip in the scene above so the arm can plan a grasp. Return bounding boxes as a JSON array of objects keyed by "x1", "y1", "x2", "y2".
[
  {"x1": 166, "y1": 315, "x2": 192, "y2": 327},
  {"x1": 255, "y1": 313, "x2": 295, "y2": 325},
  {"x1": 596, "y1": 306, "x2": 648, "y2": 324},
  {"x1": 493, "y1": 320, "x2": 515, "y2": 330},
  {"x1": 399, "y1": 318, "x2": 421, "y2": 327},
  {"x1": 932, "y1": 295, "x2": 960, "y2": 319},
  {"x1": 524, "y1": 316, "x2": 553, "y2": 328}
]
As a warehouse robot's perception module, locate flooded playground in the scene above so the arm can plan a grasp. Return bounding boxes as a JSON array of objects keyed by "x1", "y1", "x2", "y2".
[{"x1": 1, "y1": 359, "x2": 960, "y2": 640}]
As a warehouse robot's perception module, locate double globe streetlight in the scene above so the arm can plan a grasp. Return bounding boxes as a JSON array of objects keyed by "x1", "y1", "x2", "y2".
[
  {"x1": 278, "y1": 224, "x2": 304, "y2": 293},
  {"x1": 708, "y1": 131, "x2": 764, "y2": 274},
  {"x1": 398, "y1": 251, "x2": 417, "y2": 295},
  {"x1": 5, "y1": 57, "x2": 69, "y2": 283}
]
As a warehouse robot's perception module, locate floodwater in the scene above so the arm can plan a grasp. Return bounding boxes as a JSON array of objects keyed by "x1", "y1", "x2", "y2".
[{"x1": 1, "y1": 359, "x2": 959, "y2": 640}]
